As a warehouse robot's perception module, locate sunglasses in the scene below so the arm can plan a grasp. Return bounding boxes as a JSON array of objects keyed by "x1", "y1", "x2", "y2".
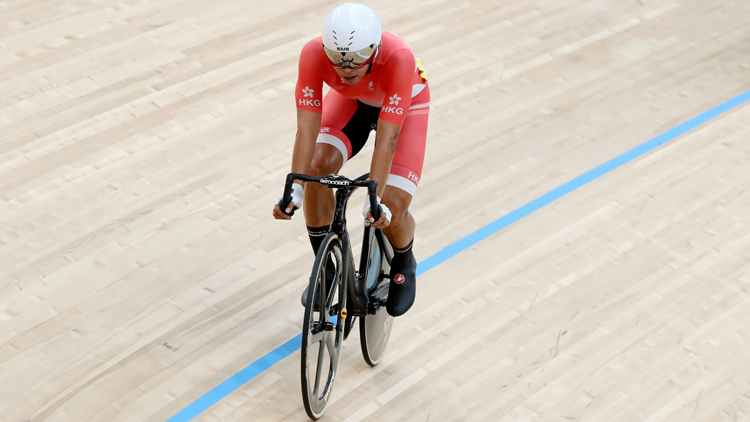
[{"x1": 323, "y1": 44, "x2": 378, "y2": 69}]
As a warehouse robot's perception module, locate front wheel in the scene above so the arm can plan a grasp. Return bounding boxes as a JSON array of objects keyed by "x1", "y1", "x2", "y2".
[
  {"x1": 359, "y1": 230, "x2": 394, "y2": 366},
  {"x1": 301, "y1": 233, "x2": 346, "y2": 420}
]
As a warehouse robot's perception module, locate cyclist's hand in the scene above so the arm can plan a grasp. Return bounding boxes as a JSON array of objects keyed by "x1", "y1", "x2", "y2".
[
  {"x1": 367, "y1": 209, "x2": 390, "y2": 228},
  {"x1": 273, "y1": 183, "x2": 303, "y2": 220},
  {"x1": 363, "y1": 196, "x2": 392, "y2": 229},
  {"x1": 273, "y1": 202, "x2": 296, "y2": 220}
]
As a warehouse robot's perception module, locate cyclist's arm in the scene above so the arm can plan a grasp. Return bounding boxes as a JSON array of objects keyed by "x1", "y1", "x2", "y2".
[
  {"x1": 370, "y1": 119, "x2": 401, "y2": 198},
  {"x1": 291, "y1": 108, "x2": 322, "y2": 184},
  {"x1": 272, "y1": 109, "x2": 320, "y2": 220},
  {"x1": 363, "y1": 48, "x2": 415, "y2": 226},
  {"x1": 292, "y1": 38, "x2": 327, "y2": 182},
  {"x1": 371, "y1": 48, "x2": 413, "y2": 199}
]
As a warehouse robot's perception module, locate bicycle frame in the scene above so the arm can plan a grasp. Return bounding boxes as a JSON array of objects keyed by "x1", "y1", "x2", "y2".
[
  {"x1": 295, "y1": 173, "x2": 395, "y2": 420},
  {"x1": 282, "y1": 173, "x2": 390, "y2": 317}
]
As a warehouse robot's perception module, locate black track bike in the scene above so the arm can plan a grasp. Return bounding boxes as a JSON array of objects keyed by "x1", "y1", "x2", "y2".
[{"x1": 280, "y1": 172, "x2": 394, "y2": 420}]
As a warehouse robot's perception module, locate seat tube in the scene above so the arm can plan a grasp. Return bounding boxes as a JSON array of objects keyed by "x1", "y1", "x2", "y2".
[{"x1": 341, "y1": 229, "x2": 366, "y2": 316}]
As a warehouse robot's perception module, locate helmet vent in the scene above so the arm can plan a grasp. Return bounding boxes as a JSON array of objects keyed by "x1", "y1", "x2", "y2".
[{"x1": 323, "y1": 4, "x2": 382, "y2": 55}]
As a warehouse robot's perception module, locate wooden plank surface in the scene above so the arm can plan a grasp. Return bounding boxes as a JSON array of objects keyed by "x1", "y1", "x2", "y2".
[{"x1": 1, "y1": 0, "x2": 749, "y2": 420}]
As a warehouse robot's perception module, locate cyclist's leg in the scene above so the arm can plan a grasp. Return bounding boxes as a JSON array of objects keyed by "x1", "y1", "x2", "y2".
[
  {"x1": 304, "y1": 90, "x2": 355, "y2": 253},
  {"x1": 380, "y1": 87, "x2": 429, "y2": 317},
  {"x1": 304, "y1": 90, "x2": 379, "y2": 254},
  {"x1": 382, "y1": 187, "x2": 415, "y2": 249},
  {"x1": 304, "y1": 143, "x2": 343, "y2": 230},
  {"x1": 301, "y1": 141, "x2": 344, "y2": 308}
]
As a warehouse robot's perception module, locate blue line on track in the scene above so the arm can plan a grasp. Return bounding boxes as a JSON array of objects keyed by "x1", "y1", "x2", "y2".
[
  {"x1": 166, "y1": 335, "x2": 301, "y2": 422},
  {"x1": 418, "y1": 89, "x2": 750, "y2": 275},
  {"x1": 167, "y1": 89, "x2": 750, "y2": 421}
]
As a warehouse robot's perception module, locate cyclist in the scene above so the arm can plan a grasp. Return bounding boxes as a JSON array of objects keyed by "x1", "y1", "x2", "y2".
[{"x1": 273, "y1": 2, "x2": 429, "y2": 317}]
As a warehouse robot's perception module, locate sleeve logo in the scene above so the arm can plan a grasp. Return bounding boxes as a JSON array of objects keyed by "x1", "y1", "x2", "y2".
[
  {"x1": 299, "y1": 86, "x2": 321, "y2": 107},
  {"x1": 383, "y1": 94, "x2": 404, "y2": 114}
]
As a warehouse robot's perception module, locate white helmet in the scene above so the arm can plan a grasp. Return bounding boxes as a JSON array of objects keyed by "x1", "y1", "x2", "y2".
[{"x1": 322, "y1": 3, "x2": 382, "y2": 69}]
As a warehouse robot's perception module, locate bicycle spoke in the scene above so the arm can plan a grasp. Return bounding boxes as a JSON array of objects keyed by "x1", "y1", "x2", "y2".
[
  {"x1": 325, "y1": 326, "x2": 337, "y2": 356},
  {"x1": 307, "y1": 329, "x2": 324, "y2": 346},
  {"x1": 313, "y1": 335, "x2": 326, "y2": 396}
]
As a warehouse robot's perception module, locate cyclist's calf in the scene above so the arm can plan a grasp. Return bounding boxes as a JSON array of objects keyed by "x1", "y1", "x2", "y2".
[{"x1": 381, "y1": 187, "x2": 414, "y2": 249}]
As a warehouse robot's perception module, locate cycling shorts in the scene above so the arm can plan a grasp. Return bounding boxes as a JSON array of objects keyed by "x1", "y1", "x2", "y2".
[{"x1": 315, "y1": 85, "x2": 430, "y2": 196}]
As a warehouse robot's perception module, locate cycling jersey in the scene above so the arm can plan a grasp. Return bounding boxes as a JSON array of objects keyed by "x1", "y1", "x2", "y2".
[
  {"x1": 295, "y1": 31, "x2": 430, "y2": 194},
  {"x1": 296, "y1": 31, "x2": 427, "y2": 126}
]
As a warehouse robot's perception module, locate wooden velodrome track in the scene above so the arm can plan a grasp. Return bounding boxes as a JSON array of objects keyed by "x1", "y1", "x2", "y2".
[{"x1": 2, "y1": 0, "x2": 750, "y2": 420}]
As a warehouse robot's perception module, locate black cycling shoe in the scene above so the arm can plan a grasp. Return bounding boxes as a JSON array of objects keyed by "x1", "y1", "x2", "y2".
[
  {"x1": 301, "y1": 258, "x2": 336, "y2": 309},
  {"x1": 386, "y1": 249, "x2": 417, "y2": 317}
]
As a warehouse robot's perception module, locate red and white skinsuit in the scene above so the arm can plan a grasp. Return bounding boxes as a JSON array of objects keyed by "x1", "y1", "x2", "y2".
[{"x1": 295, "y1": 31, "x2": 430, "y2": 195}]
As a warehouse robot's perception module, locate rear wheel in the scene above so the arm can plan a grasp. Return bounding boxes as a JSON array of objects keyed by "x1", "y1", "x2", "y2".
[
  {"x1": 301, "y1": 233, "x2": 346, "y2": 420},
  {"x1": 359, "y1": 230, "x2": 394, "y2": 366}
]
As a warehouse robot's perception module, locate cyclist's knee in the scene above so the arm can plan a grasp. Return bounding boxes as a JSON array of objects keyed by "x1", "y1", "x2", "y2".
[
  {"x1": 390, "y1": 206, "x2": 408, "y2": 229},
  {"x1": 382, "y1": 195, "x2": 410, "y2": 228},
  {"x1": 309, "y1": 145, "x2": 343, "y2": 177},
  {"x1": 309, "y1": 158, "x2": 336, "y2": 177}
]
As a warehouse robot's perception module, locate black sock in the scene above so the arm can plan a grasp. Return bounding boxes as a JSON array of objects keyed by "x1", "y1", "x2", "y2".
[
  {"x1": 393, "y1": 239, "x2": 414, "y2": 256},
  {"x1": 307, "y1": 224, "x2": 330, "y2": 256},
  {"x1": 307, "y1": 224, "x2": 335, "y2": 289}
]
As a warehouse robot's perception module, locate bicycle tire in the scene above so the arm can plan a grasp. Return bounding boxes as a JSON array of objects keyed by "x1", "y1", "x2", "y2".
[
  {"x1": 359, "y1": 230, "x2": 394, "y2": 366},
  {"x1": 300, "y1": 233, "x2": 346, "y2": 420}
]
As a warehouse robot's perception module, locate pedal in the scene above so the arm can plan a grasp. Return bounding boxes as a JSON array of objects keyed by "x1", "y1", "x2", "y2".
[
  {"x1": 312, "y1": 321, "x2": 336, "y2": 334},
  {"x1": 367, "y1": 299, "x2": 387, "y2": 315}
]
